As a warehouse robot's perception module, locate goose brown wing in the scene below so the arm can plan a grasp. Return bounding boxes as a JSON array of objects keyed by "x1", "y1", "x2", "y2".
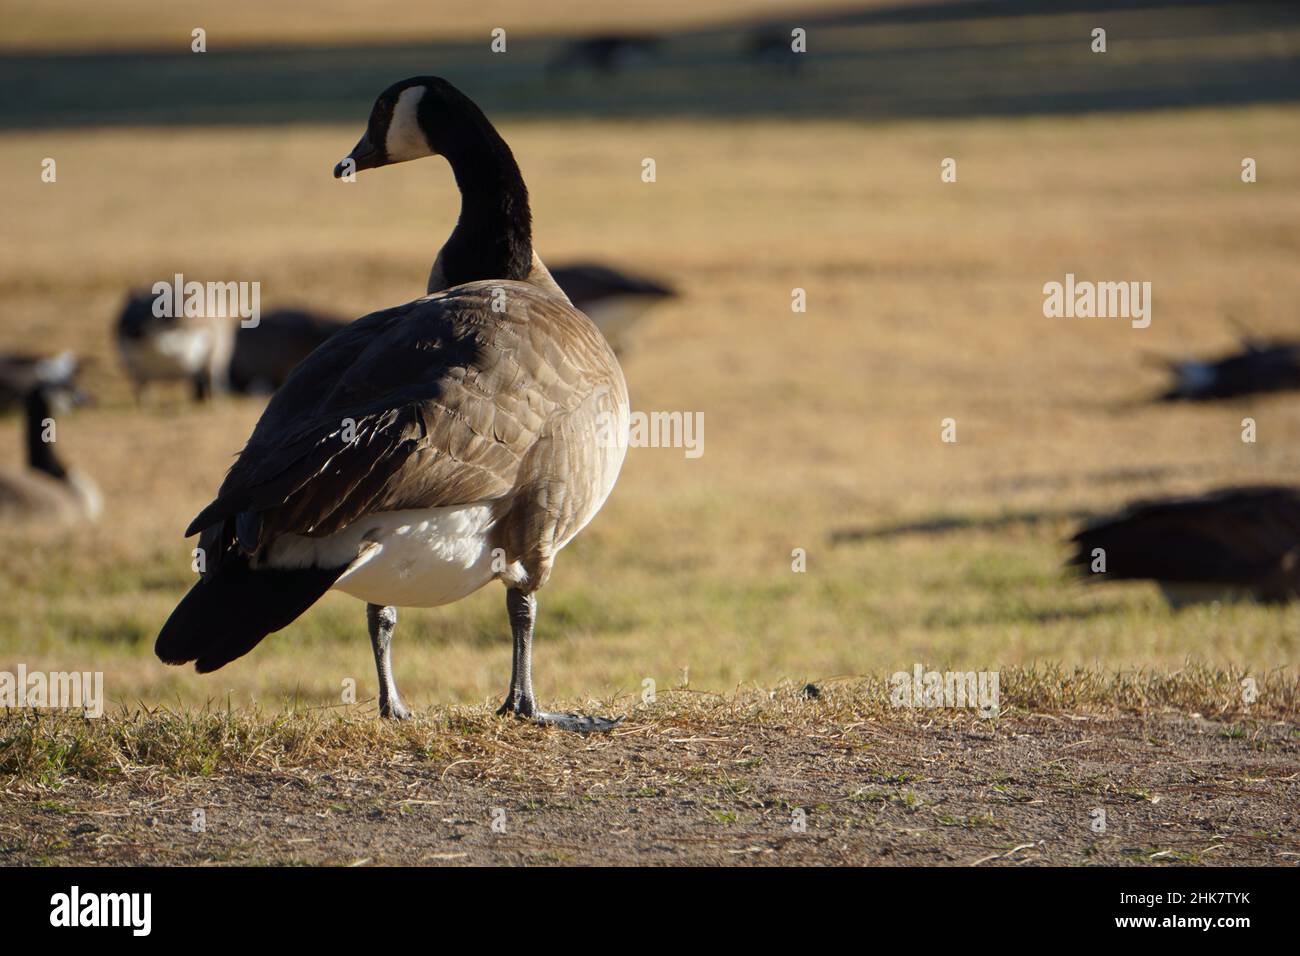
[{"x1": 187, "y1": 281, "x2": 616, "y2": 554}]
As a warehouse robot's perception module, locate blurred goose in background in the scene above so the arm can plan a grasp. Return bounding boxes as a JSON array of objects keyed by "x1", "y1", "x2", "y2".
[
  {"x1": 0, "y1": 352, "x2": 101, "y2": 525},
  {"x1": 550, "y1": 262, "x2": 676, "y2": 354},
  {"x1": 1, "y1": 351, "x2": 76, "y2": 413},
  {"x1": 1154, "y1": 337, "x2": 1300, "y2": 401},
  {"x1": 1068, "y1": 486, "x2": 1300, "y2": 606},
  {"x1": 747, "y1": 25, "x2": 805, "y2": 75},
  {"x1": 157, "y1": 76, "x2": 629, "y2": 733},
  {"x1": 228, "y1": 308, "x2": 349, "y2": 395},
  {"x1": 547, "y1": 34, "x2": 661, "y2": 77},
  {"x1": 116, "y1": 290, "x2": 235, "y2": 402}
]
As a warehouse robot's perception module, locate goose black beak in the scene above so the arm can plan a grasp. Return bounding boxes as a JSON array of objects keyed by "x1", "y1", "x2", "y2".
[{"x1": 334, "y1": 131, "x2": 382, "y2": 178}]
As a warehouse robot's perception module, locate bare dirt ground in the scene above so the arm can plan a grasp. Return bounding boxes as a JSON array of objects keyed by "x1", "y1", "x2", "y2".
[{"x1": 3, "y1": 685, "x2": 1295, "y2": 866}]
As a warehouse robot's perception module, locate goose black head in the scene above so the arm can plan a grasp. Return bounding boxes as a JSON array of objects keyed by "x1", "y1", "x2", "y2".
[
  {"x1": 32, "y1": 351, "x2": 90, "y2": 412},
  {"x1": 332, "y1": 76, "x2": 533, "y2": 284},
  {"x1": 333, "y1": 76, "x2": 491, "y2": 179}
]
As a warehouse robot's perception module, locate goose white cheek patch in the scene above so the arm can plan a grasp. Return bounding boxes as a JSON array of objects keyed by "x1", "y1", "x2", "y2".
[{"x1": 384, "y1": 85, "x2": 431, "y2": 162}]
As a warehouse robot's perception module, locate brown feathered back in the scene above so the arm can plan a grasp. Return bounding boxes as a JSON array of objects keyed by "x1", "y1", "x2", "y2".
[{"x1": 189, "y1": 279, "x2": 626, "y2": 582}]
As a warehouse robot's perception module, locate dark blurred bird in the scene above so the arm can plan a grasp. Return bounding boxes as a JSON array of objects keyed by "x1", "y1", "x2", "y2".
[
  {"x1": 1068, "y1": 486, "x2": 1300, "y2": 606},
  {"x1": 0, "y1": 351, "x2": 100, "y2": 525},
  {"x1": 228, "y1": 309, "x2": 348, "y2": 395},
  {"x1": 550, "y1": 263, "x2": 676, "y2": 354},
  {"x1": 547, "y1": 35, "x2": 660, "y2": 77},
  {"x1": 115, "y1": 290, "x2": 234, "y2": 402},
  {"x1": 0, "y1": 351, "x2": 77, "y2": 411},
  {"x1": 747, "y1": 26, "x2": 805, "y2": 75},
  {"x1": 1154, "y1": 338, "x2": 1300, "y2": 401}
]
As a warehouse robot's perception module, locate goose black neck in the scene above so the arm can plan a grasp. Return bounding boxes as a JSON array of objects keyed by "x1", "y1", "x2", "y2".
[
  {"x1": 25, "y1": 390, "x2": 68, "y2": 481},
  {"x1": 435, "y1": 106, "x2": 534, "y2": 287}
]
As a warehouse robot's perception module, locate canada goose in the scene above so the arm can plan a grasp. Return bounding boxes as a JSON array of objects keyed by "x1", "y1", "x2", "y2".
[
  {"x1": 116, "y1": 290, "x2": 235, "y2": 402},
  {"x1": 550, "y1": 263, "x2": 676, "y2": 354},
  {"x1": 1154, "y1": 338, "x2": 1300, "y2": 401},
  {"x1": 0, "y1": 353, "x2": 101, "y2": 525},
  {"x1": 747, "y1": 26, "x2": 805, "y2": 75},
  {"x1": 228, "y1": 309, "x2": 348, "y2": 395},
  {"x1": 547, "y1": 35, "x2": 660, "y2": 77},
  {"x1": 156, "y1": 77, "x2": 629, "y2": 732},
  {"x1": 1068, "y1": 486, "x2": 1300, "y2": 606},
  {"x1": 1, "y1": 351, "x2": 66, "y2": 413}
]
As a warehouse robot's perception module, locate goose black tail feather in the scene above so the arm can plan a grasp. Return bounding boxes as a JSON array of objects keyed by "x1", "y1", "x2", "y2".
[{"x1": 156, "y1": 555, "x2": 346, "y2": 673}]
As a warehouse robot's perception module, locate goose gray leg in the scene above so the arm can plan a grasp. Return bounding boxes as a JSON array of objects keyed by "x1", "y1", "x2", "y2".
[
  {"x1": 367, "y1": 603, "x2": 411, "y2": 720},
  {"x1": 496, "y1": 587, "x2": 622, "y2": 734}
]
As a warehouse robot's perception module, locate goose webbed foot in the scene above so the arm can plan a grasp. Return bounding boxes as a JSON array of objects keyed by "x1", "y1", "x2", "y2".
[
  {"x1": 497, "y1": 587, "x2": 623, "y2": 734},
  {"x1": 496, "y1": 694, "x2": 623, "y2": 734},
  {"x1": 380, "y1": 697, "x2": 412, "y2": 721},
  {"x1": 533, "y1": 711, "x2": 624, "y2": 734}
]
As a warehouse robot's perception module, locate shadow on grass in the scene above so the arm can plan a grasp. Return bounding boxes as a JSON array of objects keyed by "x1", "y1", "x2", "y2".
[
  {"x1": 830, "y1": 507, "x2": 1094, "y2": 543},
  {"x1": 920, "y1": 599, "x2": 1129, "y2": 630}
]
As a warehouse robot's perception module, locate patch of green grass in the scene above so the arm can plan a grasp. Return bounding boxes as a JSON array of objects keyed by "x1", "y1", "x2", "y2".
[
  {"x1": 936, "y1": 813, "x2": 1003, "y2": 828},
  {"x1": 850, "y1": 789, "x2": 891, "y2": 803}
]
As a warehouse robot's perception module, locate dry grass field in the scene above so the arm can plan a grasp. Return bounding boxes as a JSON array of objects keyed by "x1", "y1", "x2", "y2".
[
  {"x1": 5, "y1": 108, "x2": 1299, "y2": 702},
  {"x1": 0, "y1": 0, "x2": 1297, "y2": 866}
]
